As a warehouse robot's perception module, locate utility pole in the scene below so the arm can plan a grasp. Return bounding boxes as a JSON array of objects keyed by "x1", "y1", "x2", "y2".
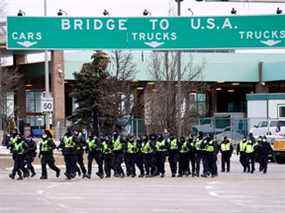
[
  {"x1": 176, "y1": 0, "x2": 183, "y2": 137},
  {"x1": 44, "y1": 0, "x2": 50, "y2": 129}
]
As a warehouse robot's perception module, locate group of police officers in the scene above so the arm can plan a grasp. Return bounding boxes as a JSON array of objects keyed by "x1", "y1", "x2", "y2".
[{"x1": 6, "y1": 128, "x2": 273, "y2": 180}]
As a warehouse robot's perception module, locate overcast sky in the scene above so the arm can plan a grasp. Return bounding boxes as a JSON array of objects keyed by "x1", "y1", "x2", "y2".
[{"x1": 4, "y1": 0, "x2": 285, "y2": 17}]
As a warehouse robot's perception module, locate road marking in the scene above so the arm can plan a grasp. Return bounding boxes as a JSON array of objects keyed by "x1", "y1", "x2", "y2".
[
  {"x1": 37, "y1": 190, "x2": 44, "y2": 195},
  {"x1": 209, "y1": 191, "x2": 219, "y2": 197}
]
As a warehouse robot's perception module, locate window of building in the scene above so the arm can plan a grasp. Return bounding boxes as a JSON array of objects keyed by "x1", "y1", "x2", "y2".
[
  {"x1": 25, "y1": 91, "x2": 42, "y2": 113},
  {"x1": 278, "y1": 105, "x2": 285, "y2": 118}
]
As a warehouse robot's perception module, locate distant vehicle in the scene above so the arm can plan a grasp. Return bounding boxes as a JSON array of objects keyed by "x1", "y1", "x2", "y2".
[
  {"x1": 271, "y1": 138, "x2": 285, "y2": 164},
  {"x1": 250, "y1": 120, "x2": 285, "y2": 138}
]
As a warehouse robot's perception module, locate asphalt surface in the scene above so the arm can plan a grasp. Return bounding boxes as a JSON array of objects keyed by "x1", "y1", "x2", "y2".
[{"x1": 0, "y1": 156, "x2": 285, "y2": 213}]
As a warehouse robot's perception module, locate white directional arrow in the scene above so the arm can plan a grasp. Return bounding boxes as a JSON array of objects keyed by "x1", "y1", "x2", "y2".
[
  {"x1": 260, "y1": 39, "x2": 281, "y2": 47},
  {"x1": 16, "y1": 41, "x2": 38, "y2": 48},
  {"x1": 144, "y1": 41, "x2": 165, "y2": 48}
]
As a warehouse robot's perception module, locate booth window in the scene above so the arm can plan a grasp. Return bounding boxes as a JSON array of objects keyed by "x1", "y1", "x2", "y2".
[{"x1": 278, "y1": 105, "x2": 285, "y2": 118}]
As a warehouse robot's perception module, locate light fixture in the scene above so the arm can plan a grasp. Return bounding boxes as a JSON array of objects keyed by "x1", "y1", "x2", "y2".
[
  {"x1": 103, "y1": 9, "x2": 109, "y2": 16},
  {"x1": 147, "y1": 82, "x2": 155, "y2": 85},
  {"x1": 17, "y1": 10, "x2": 25, "y2": 16},
  {"x1": 143, "y1": 9, "x2": 151, "y2": 16},
  {"x1": 57, "y1": 9, "x2": 68, "y2": 16},
  {"x1": 228, "y1": 89, "x2": 235, "y2": 93},
  {"x1": 216, "y1": 88, "x2": 222, "y2": 91},
  {"x1": 232, "y1": 82, "x2": 240, "y2": 86},
  {"x1": 24, "y1": 83, "x2": 32, "y2": 87},
  {"x1": 231, "y1": 8, "x2": 237, "y2": 15},
  {"x1": 276, "y1": 7, "x2": 282, "y2": 15},
  {"x1": 137, "y1": 87, "x2": 144, "y2": 90},
  {"x1": 188, "y1": 8, "x2": 194, "y2": 16},
  {"x1": 217, "y1": 81, "x2": 225, "y2": 83}
]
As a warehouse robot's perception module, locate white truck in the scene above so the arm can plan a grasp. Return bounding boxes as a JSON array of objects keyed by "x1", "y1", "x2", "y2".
[{"x1": 247, "y1": 93, "x2": 285, "y2": 138}]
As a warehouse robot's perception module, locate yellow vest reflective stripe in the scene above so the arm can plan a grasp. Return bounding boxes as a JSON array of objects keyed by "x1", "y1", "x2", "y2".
[
  {"x1": 170, "y1": 139, "x2": 178, "y2": 150},
  {"x1": 113, "y1": 138, "x2": 122, "y2": 151},
  {"x1": 87, "y1": 139, "x2": 96, "y2": 150},
  {"x1": 245, "y1": 143, "x2": 254, "y2": 153},
  {"x1": 64, "y1": 136, "x2": 75, "y2": 148},
  {"x1": 14, "y1": 142, "x2": 24, "y2": 154},
  {"x1": 41, "y1": 139, "x2": 52, "y2": 152},
  {"x1": 221, "y1": 143, "x2": 231, "y2": 152},
  {"x1": 156, "y1": 140, "x2": 167, "y2": 152},
  {"x1": 195, "y1": 139, "x2": 203, "y2": 150},
  {"x1": 239, "y1": 141, "x2": 247, "y2": 152},
  {"x1": 102, "y1": 142, "x2": 111, "y2": 154},
  {"x1": 180, "y1": 142, "x2": 189, "y2": 153},
  {"x1": 142, "y1": 142, "x2": 152, "y2": 154},
  {"x1": 206, "y1": 141, "x2": 215, "y2": 152},
  {"x1": 127, "y1": 142, "x2": 136, "y2": 153}
]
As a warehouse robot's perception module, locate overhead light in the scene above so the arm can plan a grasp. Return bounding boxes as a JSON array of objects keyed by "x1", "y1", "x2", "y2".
[
  {"x1": 24, "y1": 83, "x2": 32, "y2": 87},
  {"x1": 57, "y1": 9, "x2": 67, "y2": 16},
  {"x1": 277, "y1": 7, "x2": 282, "y2": 15},
  {"x1": 217, "y1": 81, "x2": 224, "y2": 83},
  {"x1": 232, "y1": 83, "x2": 240, "y2": 86},
  {"x1": 143, "y1": 9, "x2": 151, "y2": 16},
  {"x1": 147, "y1": 82, "x2": 155, "y2": 85},
  {"x1": 152, "y1": 89, "x2": 157, "y2": 92},
  {"x1": 137, "y1": 87, "x2": 144, "y2": 90},
  {"x1": 17, "y1": 10, "x2": 25, "y2": 16},
  {"x1": 216, "y1": 88, "x2": 222, "y2": 91},
  {"x1": 228, "y1": 89, "x2": 235, "y2": 93},
  {"x1": 103, "y1": 9, "x2": 109, "y2": 16},
  {"x1": 231, "y1": 8, "x2": 237, "y2": 15}
]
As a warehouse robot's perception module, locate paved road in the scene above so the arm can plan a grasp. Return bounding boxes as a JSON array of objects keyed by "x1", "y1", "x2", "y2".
[{"x1": 0, "y1": 157, "x2": 285, "y2": 213}]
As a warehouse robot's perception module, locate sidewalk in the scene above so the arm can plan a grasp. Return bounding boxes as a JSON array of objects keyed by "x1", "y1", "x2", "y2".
[{"x1": 0, "y1": 146, "x2": 10, "y2": 156}]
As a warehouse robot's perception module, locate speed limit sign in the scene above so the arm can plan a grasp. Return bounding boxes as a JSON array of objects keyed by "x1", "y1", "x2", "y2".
[{"x1": 41, "y1": 97, "x2": 53, "y2": 112}]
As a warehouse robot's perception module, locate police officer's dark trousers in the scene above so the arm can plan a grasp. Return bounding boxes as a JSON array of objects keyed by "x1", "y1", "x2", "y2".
[
  {"x1": 157, "y1": 151, "x2": 166, "y2": 176},
  {"x1": 12, "y1": 154, "x2": 25, "y2": 178},
  {"x1": 245, "y1": 153, "x2": 255, "y2": 173},
  {"x1": 103, "y1": 153, "x2": 112, "y2": 177},
  {"x1": 239, "y1": 152, "x2": 247, "y2": 172},
  {"x1": 88, "y1": 151, "x2": 103, "y2": 176},
  {"x1": 135, "y1": 153, "x2": 144, "y2": 176},
  {"x1": 202, "y1": 151, "x2": 209, "y2": 176},
  {"x1": 178, "y1": 152, "x2": 189, "y2": 176},
  {"x1": 64, "y1": 152, "x2": 77, "y2": 178},
  {"x1": 195, "y1": 151, "x2": 203, "y2": 176},
  {"x1": 76, "y1": 150, "x2": 87, "y2": 176},
  {"x1": 125, "y1": 153, "x2": 136, "y2": 176},
  {"x1": 143, "y1": 153, "x2": 152, "y2": 176},
  {"x1": 259, "y1": 155, "x2": 269, "y2": 174},
  {"x1": 168, "y1": 150, "x2": 178, "y2": 176},
  {"x1": 25, "y1": 154, "x2": 36, "y2": 176},
  {"x1": 221, "y1": 151, "x2": 231, "y2": 172},
  {"x1": 189, "y1": 151, "x2": 196, "y2": 176},
  {"x1": 207, "y1": 152, "x2": 217, "y2": 177},
  {"x1": 113, "y1": 151, "x2": 124, "y2": 176},
  {"x1": 41, "y1": 153, "x2": 60, "y2": 178}
]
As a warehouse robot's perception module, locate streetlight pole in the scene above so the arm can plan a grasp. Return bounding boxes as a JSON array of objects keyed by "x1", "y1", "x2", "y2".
[
  {"x1": 44, "y1": 0, "x2": 50, "y2": 129},
  {"x1": 176, "y1": 0, "x2": 183, "y2": 137}
]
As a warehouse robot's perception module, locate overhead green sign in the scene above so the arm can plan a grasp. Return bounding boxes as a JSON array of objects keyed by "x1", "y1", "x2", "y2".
[{"x1": 6, "y1": 15, "x2": 285, "y2": 50}]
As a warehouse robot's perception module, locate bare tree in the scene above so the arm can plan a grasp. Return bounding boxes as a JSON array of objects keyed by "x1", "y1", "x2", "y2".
[
  {"x1": 0, "y1": 1, "x2": 22, "y2": 133},
  {"x1": 146, "y1": 51, "x2": 206, "y2": 136}
]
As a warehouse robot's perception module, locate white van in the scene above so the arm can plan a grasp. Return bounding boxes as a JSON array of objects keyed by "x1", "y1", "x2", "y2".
[{"x1": 250, "y1": 120, "x2": 285, "y2": 138}]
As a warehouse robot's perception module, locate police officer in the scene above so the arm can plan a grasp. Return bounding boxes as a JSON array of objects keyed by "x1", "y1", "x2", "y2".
[
  {"x1": 220, "y1": 136, "x2": 233, "y2": 173},
  {"x1": 194, "y1": 132, "x2": 204, "y2": 177},
  {"x1": 178, "y1": 136, "x2": 190, "y2": 177},
  {"x1": 125, "y1": 136, "x2": 137, "y2": 177},
  {"x1": 135, "y1": 136, "x2": 145, "y2": 178},
  {"x1": 244, "y1": 139, "x2": 256, "y2": 173},
  {"x1": 112, "y1": 132, "x2": 125, "y2": 177},
  {"x1": 203, "y1": 136, "x2": 218, "y2": 178},
  {"x1": 257, "y1": 136, "x2": 272, "y2": 174},
  {"x1": 59, "y1": 129, "x2": 78, "y2": 179},
  {"x1": 9, "y1": 134, "x2": 28, "y2": 180},
  {"x1": 86, "y1": 134, "x2": 104, "y2": 179},
  {"x1": 237, "y1": 137, "x2": 248, "y2": 172},
  {"x1": 39, "y1": 131, "x2": 60, "y2": 179},
  {"x1": 24, "y1": 136, "x2": 37, "y2": 177},
  {"x1": 168, "y1": 135, "x2": 178, "y2": 177},
  {"x1": 74, "y1": 130, "x2": 87, "y2": 178},
  {"x1": 142, "y1": 135, "x2": 154, "y2": 177},
  {"x1": 149, "y1": 134, "x2": 158, "y2": 176},
  {"x1": 155, "y1": 134, "x2": 168, "y2": 177},
  {"x1": 188, "y1": 135, "x2": 196, "y2": 177},
  {"x1": 101, "y1": 136, "x2": 113, "y2": 178}
]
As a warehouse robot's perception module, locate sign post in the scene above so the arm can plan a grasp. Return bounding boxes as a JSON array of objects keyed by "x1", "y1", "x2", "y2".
[{"x1": 6, "y1": 15, "x2": 285, "y2": 50}]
